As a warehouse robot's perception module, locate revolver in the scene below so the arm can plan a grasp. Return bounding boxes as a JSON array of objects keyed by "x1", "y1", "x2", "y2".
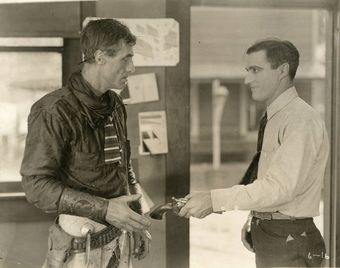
[{"x1": 149, "y1": 197, "x2": 188, "y2": 220}]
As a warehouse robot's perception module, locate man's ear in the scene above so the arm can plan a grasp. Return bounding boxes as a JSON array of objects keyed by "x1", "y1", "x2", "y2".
[
  {"x1": 94, "y1": 50, "x2": 106, "y2": 65},
  {"x1": 279, "y1": 63, "x2": 290, "y2": 80}
]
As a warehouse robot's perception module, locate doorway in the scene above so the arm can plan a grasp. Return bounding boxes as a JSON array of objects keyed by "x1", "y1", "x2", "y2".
[{"x1": 189, "y1": 4, "x2": 333, "y2": 268}]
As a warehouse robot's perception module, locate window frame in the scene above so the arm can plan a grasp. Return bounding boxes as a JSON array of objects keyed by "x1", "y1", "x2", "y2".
[{"x1": 0, "y1": 39, "x2": 63, "y2": 198}]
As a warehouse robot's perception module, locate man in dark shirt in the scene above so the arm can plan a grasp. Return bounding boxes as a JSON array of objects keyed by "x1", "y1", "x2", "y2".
[{"x1": 20, "y1": 18, "x2": 151, "y2": 268}]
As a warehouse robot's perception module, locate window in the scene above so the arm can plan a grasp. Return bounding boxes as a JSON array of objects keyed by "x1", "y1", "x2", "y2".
[{"x1": 0, "y1": 38, "x2": 62, "y2": 186}]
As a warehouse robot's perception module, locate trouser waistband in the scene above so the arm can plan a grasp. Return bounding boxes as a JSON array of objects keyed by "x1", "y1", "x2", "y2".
[{"x1": 251, "y1": 211, "x2": 312, "y2": 221}]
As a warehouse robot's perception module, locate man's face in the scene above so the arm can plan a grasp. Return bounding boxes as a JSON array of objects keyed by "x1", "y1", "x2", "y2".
[
  {"x1": 244, "y1": 50, "x2": 281, "y2": 104},
  {"x1": 101, "y1": 40, "x2": 135, "y2": 89}
]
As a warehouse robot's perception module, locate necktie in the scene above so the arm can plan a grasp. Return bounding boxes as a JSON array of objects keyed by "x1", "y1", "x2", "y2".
[
  {"x1": 104, "y1": 116, "x2": 122, "y2": 165},
  {"x1": 240, "y1": 112, "x2": 268, "y2": 185}
]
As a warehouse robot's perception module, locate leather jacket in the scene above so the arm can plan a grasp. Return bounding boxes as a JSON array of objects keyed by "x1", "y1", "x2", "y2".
[{"x1": 20, "y1": 71, "x2": 139, "y2": 222}]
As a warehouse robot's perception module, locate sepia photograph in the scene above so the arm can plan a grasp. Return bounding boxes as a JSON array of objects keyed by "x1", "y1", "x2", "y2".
[{"x1": 0, "y1": 0, "x2": 339, "y2": 267}]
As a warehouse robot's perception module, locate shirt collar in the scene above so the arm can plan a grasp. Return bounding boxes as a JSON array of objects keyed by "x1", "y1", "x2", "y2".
[{"x1": 267, "y1": 86, "x2": 298, "y2": 120}]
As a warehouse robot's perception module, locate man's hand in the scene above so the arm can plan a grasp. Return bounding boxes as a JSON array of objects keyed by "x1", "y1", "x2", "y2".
[
  {"x1": 133, "y1": 230, "x2": 152, "y2": 260},
  {"x1": 178, "y1": 191, "x2": 213, "y2": 219},
  {"x1": 105, "y1": 194, "x2": 151, "y2": 232},
  {"x1": 241, "y1": 219, "x2": 254, "y2": 253}
]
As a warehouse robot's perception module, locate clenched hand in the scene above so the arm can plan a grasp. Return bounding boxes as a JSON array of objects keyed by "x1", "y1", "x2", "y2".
[
  {"x1": 178, "y1": 191, "x2": 213, "y2": 219},
  {"x1": 105, "y1": 194, "x2": 151, "y2": 232}
]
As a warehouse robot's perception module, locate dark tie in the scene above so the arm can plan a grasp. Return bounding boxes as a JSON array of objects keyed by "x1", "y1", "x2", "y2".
[
  {"x1": 104, "y1": 116, "x2": 122, "y2": 165},
  {"x1": 240, "y1": 112, "x2": 268, "y2": 185}
]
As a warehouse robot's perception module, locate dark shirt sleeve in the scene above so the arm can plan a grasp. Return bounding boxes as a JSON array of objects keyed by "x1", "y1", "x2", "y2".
[
  {"x1": 21, "y1": 109, "x2": 69, "y2": 213},
  {"x1": 21, "y1": 107, "x2": 109, "y2": 222}
]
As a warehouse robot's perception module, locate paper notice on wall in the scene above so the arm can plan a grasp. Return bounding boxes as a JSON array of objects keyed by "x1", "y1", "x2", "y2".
[
  {"x1": 83, "y1": 18, "x2": 179, "y2": 66},
  {"x1": 138, "y1": 111, "x2": 168, "y2": 155},
  {"x1": 127, "y1": 73, "x2": 159, "y2": 104}
]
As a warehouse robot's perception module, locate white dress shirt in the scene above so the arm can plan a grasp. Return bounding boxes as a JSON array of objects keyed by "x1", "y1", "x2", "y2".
[{"x1": 211, "y1": 87, "x2": 329, "y2": 217}]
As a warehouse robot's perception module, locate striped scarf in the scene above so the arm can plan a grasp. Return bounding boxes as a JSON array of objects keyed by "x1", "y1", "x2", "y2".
[{"x1": 104, "y1": 115, "x2": 122, "y2": 165}]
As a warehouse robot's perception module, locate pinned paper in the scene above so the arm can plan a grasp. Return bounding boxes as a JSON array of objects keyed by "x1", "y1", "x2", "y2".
[
  {"x1": 83, "y1": 18, "x2": 179, "y2": 66},
  {"x1": 127, "y1": 73, "x2": 159, "y2": 104},
  {"x1": 138, "y1": 111, "x2": 168, "y2": 155}
]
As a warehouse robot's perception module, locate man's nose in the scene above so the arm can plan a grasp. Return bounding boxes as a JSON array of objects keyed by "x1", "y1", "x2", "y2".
[
  {"x1": 127, "y1": 60, "x2": 135, "y2": 74},
  {"x1": 244, "y1": 72, "x2": 253, "y2": 85}
]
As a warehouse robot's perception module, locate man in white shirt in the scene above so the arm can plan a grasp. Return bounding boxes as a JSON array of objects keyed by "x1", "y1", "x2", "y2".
[{"x1": 179, "y1": 39, "x2": 329, "y2": 267}]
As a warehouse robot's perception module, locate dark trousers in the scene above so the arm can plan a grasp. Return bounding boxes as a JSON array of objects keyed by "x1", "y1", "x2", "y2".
[{"x1": 250, "y1": 217, "x2": 326, "y2": 267}]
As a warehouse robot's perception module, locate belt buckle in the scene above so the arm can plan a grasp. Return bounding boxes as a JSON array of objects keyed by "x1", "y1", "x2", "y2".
[
  {"x1": 261, "y1": 212, "x2": 272, "y2": 220},
  {"x1": 272, "y1": 212, "x2": 296, "y2": 220},
  {"x1": 252, "y1": 211, "x2": 272, "y2": 220}
]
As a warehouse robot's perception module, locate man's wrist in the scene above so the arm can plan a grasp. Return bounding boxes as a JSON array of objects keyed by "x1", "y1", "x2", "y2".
[
  {"x1": 210, "y1": 189, "x2": 228, "y2": 212},
  {"x1": 58, "y1": 187, "x2": 109, "y2": 223}
]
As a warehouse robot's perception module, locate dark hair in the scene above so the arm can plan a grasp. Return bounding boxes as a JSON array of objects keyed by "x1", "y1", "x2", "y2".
[
  {"x1": 246, "y1": 38, "x2": 299, "y2": 80},
  {"x1": 80, "y1": 18, "x2": 136, "y2": 63}
]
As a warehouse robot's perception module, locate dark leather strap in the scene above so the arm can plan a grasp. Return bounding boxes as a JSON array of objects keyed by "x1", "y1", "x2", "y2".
[{"x1": 71, "y1": 225, "x2": 122, "y2": 253}]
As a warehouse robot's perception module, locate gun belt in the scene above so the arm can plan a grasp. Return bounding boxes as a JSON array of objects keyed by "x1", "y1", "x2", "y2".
[{"x1": 70, "y1": 225, "x2": 122, "y2": 253}]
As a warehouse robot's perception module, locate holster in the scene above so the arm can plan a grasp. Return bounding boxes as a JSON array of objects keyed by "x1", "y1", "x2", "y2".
[
  {"x1": 44, "y1": 217, "x2": 122, "y2": 268},
  {"x1": 45, "y1": 223, "x2": 73, "y2": 268}
]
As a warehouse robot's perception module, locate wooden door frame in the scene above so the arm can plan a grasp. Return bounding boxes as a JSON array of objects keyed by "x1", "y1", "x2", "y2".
[
  {"x1": 330, "y1": 1, "x2": 340, "y2": 266},
  {"x1": 165, "y1": 1, "x2": 191, "y2": 268}
]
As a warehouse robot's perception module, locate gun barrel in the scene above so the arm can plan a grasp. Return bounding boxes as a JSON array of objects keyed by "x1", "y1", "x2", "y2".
[
  {"x1": 149, "y1": 203, "x2": 173, "y2": 220},
  {"x1": 148, "y1": 197, "x2": 188, "y2": 220}
]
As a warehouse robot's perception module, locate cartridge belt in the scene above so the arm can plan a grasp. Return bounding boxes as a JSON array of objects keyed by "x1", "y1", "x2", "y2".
[{"x1": 71, "y1": 225, "x2": 122, "y2": 253}]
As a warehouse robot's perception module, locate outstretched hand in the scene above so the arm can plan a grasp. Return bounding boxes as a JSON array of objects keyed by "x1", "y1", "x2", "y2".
[
  {"x1": 178, "y1": 191, "x2": 213, "y2": 219},
  {"x1": 105, "y1": 194, "x2": 151, "y2": 232}
]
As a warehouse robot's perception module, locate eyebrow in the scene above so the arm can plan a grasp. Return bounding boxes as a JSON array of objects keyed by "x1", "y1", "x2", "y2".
[
  {"x1": 245, "y1": 65, "x2": 263, "y2": 72},
  {"x1": 123, "y1": 53, "x2": 134, "y2": 59}
]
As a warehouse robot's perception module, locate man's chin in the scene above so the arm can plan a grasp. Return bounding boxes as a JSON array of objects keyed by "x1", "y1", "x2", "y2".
[
  {"x1": 251, "y1": 93, "x2": 263, "y2": 101},
  {"x1": 118, "y1": 82, "x2": 128, "y2": 90}
]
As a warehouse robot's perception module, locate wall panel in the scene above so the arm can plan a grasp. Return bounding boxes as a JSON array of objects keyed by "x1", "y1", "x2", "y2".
[{"x1": 0, "y1": 2, "x2": 81, "y2": 37}]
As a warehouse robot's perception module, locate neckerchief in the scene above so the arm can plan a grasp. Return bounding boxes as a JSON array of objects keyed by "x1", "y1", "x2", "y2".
[{"x1": 67, "y1": 71, "x2": 116, "y2": 128}]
